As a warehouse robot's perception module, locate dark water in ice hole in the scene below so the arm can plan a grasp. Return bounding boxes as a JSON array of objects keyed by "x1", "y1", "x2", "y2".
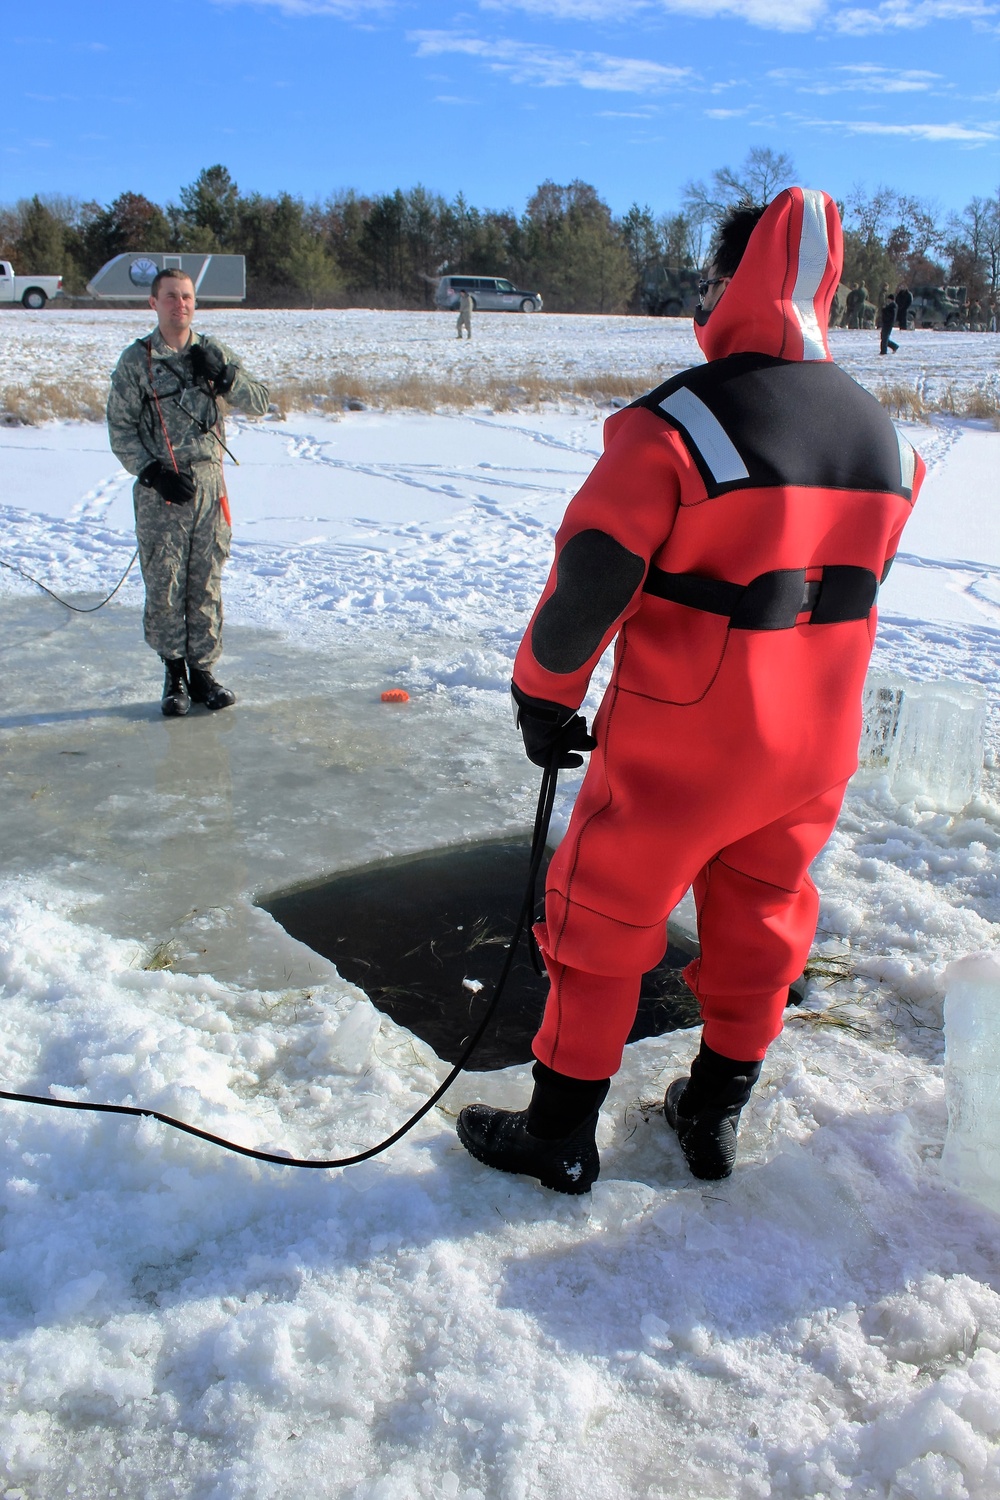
[{"x1": 260, "y1": 839, "x2": 705, "y2": 1072}]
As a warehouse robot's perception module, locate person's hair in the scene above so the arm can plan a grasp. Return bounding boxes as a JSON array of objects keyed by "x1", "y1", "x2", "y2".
[
  {"x1": 150, "y1": 266, "x2": 194, "y2": 298},
  {"x1": 709, "y1": 201, "x2": 767, "y2": 279}
]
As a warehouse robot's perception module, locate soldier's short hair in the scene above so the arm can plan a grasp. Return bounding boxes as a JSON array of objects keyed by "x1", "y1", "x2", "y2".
[
  {"x1": 710, "y1": 202, "x2": 767, "y2": 279},
  {"x1": 150, "y1": 266, "x2": 195, "y2": 298}
]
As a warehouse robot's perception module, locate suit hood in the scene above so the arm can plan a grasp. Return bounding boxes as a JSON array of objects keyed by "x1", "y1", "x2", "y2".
[{"x1": 695, "y1": 187, "x2": 844, "y2": 363}]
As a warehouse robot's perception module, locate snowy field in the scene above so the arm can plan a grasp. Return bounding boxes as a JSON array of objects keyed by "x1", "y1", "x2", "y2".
[
  {"x1": 1, "y1": 310, "x2": 1000, "y2": 1499},
  {"x1": 1, "y1": 306, "x2": 996, "y2": 406}
]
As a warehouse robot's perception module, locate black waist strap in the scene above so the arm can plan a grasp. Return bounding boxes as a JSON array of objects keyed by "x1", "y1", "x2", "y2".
[{"x1": 643, "y1": 564, "x2": 878, "y2": 629}]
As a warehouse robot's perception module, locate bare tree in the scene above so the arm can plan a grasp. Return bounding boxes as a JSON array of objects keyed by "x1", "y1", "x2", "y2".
[
  {"x1": 682, "y1": 146, "x2": 795, "y2": 225},
  {"x1": 946, "y1": 193, "x2": 1000, "y2": 298},
  {"x1": 843, "y1": 184, "x2": 900, "y2": 247}
]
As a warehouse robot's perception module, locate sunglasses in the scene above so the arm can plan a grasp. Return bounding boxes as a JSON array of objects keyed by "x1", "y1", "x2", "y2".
[{"x1": 698, "y1": 277, "x2": 727, "y2": 298}]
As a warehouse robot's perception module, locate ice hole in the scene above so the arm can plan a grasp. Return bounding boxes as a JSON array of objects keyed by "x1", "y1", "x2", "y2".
[{"x1": 260, "y1": 840, "x2": 705, "y2": 1071}]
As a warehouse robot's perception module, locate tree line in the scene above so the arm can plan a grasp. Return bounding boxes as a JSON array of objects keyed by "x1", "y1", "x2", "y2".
[{"x1": 2, "y1": 149, "x2": 998, "y2": 313}]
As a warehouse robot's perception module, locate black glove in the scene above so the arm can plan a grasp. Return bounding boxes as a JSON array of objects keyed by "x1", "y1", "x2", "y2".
[
  {"x1": 139, "y1": 461, "x2": 197, "y2": 505},
  {"x1": 511, "y1": 682, "x2": 597, "y2": 769},
  {"x1": 190, "y1": 340, "x2": 236, "y2": 396}
]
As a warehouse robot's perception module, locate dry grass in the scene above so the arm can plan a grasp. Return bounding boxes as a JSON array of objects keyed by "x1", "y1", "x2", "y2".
[
  {"x1": 3, "y1": 366, "x2": 996, "y2": 427},
  {"x1": 876, "y1": 379, "x2": 1000, "y2": 428},
  {"x1": 0, "y1": 379, "x2": 108, "y2": 425},
  {"x1": 266, "y1": 369, "x2": 659, "y2": 418},
  {"x1": 0, "y1": 369, "x2": 658, "y2": 424},
  {"x1": 875, "y1": 382, "x2": 929, "y2": 421},
  {"x1": 946, "y1": 382, "x2": 1000, "y2": 428}
]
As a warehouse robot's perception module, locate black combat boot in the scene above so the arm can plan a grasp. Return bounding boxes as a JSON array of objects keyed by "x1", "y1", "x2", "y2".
[
  {"x1": 187, "y1": 663, "x2": 236, "y2": 711},
  {"x1": 664, "y1": 1040, "x2": 762, "y2": 1181},
  {"x1": 457, "y1": 1061, "x2": 610, "y2": 1195},
  {"x1": 160, "y1": 658, "x2": 190, "y2": 717}
]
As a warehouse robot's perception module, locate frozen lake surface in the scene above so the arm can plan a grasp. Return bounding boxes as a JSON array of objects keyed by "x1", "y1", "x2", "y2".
[{"x1": 2, "y1": 315, "x2": 1000, "y2": 1498}]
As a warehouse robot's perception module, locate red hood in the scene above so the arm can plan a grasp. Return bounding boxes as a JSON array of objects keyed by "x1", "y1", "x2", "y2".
[{"x1": 695, "y1": 187, "x2": 844, "y2": 363}]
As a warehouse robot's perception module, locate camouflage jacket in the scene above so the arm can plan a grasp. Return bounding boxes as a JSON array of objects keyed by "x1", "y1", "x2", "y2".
[{"x1": 107, "y1": 327, "x2": 269, "y2": 477}]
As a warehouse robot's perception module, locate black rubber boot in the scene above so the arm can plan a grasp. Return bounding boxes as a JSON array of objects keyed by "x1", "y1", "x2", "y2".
[
  {"x1": 664, "y1": 1041, "x2": 762, "y2": 1181},
  {"x1": 160, "y1": 658, "x2": 190, "y2": 717},
  {"x1": 457, "y1": 1062, "x2": 610, "y2": 1195},
  {"x1": 187, "y1": 663, "x2": 236, "y2": 711}
]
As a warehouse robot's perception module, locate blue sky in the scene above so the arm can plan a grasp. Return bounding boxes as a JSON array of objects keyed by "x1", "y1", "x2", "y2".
[{"x1": 3, "y1": 1, "x2": 998, "y2": 218}]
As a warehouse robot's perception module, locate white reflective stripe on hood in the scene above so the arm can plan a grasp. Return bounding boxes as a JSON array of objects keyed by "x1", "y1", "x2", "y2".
[{"x1": 791, "y1": 189, "x2": 830, "y2": 361}]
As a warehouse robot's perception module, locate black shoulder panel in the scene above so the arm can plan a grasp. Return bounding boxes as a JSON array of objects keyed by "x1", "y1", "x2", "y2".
[{"x1": 634, "y1": 354, "x2": 915, "y2": 502}]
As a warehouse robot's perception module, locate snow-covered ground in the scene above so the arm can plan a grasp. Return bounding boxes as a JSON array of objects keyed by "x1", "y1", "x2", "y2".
[
  {"x1": 1, "y1": 306, "x2": 996, "y2": 405},
  {"x1": 1, "y1": 311, "x2": 1000, "y2": 1499}
]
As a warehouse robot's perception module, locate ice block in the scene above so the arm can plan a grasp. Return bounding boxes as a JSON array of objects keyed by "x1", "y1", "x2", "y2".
[
  {"x1": 856, "y1": 673, "x2": 986, "y2": 811},
  {"x1": 942, "y1": 953, "x2": 1000, "y2": 1215}
]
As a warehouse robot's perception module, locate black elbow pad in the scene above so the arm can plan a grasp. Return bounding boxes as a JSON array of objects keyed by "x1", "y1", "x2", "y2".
[{"x1": 531, "y1": 529, "x2": 645, "y2": 674}]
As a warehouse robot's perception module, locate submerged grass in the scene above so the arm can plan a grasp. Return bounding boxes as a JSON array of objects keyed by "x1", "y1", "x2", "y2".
[{"x1": 139, "y1": 940, "x2": 177, "y2": 972}]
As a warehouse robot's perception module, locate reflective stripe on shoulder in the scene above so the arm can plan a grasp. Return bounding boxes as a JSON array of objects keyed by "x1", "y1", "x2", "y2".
[
  {"x1": 895, "y1": 426, "x2": 916, "y2": 492},
  {"x1": 658, "y1": 386, "x2": 750, "y2": 485}
]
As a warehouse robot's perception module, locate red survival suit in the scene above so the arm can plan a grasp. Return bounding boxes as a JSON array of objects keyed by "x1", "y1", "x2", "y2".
[{"x1": 513, "y1": 188, "x2": 923, "y2": 1077}]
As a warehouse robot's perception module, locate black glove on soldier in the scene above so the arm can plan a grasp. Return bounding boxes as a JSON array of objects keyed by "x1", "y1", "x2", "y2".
[
  {"x1": 139, "y1": 461, "x2": 197, "y2": 505},
  {"x1": 190, "y1": 341, "x2": 236, "y2": 396},
  {"x1": 511, "y1": 682, "x2": 597, "y2": 769}
]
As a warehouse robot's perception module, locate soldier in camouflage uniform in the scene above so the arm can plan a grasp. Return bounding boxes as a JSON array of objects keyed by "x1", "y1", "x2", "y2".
[
  {"x1": 107, "y1": 268, "x2": 269, "y2": 716},
  {"x1": 456, "y1": 288, "x2": 473, "y2": 339}
]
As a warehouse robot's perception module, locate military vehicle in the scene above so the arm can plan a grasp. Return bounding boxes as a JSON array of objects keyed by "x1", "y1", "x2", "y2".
[
  {"x1": 829, "y1": 281, "x2": 852, "y2": 328},
  {"x1": 907, "y1": 284, "x2": 965, "y2": 330},
  {"x1": 641, "y1": 266, "x2": 701, "y2": 317},
  {"x1": 87, "y1": 252, "x2": 246, "y2": 302}
]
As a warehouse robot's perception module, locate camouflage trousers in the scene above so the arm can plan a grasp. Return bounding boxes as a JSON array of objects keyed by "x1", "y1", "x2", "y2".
[
  {"x1": 134, "y1": 461, "x2": 231, "y2": 668},
  {"x1": 456, "y1": 309, "x2": 472, "y2": 338}
]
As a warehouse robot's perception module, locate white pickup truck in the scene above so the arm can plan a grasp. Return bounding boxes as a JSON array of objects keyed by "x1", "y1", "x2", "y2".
[{"x1": 0, "y1": 261, "x2": 63, "y2": 309}]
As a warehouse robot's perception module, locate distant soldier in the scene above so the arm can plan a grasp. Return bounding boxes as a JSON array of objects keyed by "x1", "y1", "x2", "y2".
[
  {"x1": 107, "y1": 267, "x2": 269, "y2": 717},
  {"x1": 845, "y1": 283, "x2": 862, "y2": 329},
  {"x1": 456, "y1": 288, "x2": 473, "y2": 340},
  {"x1": 895, "y1": 284, "x2": 912, "y2": 331},
  {"x1": 879, "y1": 296, "x2": 899, "y2": 355}
]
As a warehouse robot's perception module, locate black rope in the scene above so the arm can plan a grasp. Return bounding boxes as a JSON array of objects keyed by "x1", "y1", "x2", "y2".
[
  {"x1": 0, "y1": 760, "x2": 559, "y2": 1170},
  {"x1": 0, "y1": 550, "x2": 139, "y2": 614}
]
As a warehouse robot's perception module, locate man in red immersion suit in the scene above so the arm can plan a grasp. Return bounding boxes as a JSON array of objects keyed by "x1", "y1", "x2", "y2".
[{"x1": 457, "y1": 189, "x2": 922, "y2": 1193}]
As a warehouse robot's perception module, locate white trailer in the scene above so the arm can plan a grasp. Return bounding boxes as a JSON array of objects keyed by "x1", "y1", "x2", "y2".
[
  {"x1": 0, "y1": 261, "x2": 63, "y2": 309},
  {"x1": 87, "y1": 252, "x2": 246, "y2": 303}
]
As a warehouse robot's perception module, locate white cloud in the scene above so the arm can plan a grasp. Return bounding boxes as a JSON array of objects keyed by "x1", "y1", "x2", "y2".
[
  {"x1": 704, "y1": 106, "x2": 749, "y2": 117},
  {"x1": 211, "y1": 0, "x2": 392, "y2": 16},
  {"x1": 831, "y1": 1, "x2": 998, "y2": 33},
  {"x1": 410, "y1": 33, "x2": 694, "y2": 93},
  {"x1": 811, "y1": 63, "x2": 943, "y2": 92},
  {"x1": 809, "y1": 116, "x2": 997, "y2": 138},
  {"x1": 483, "y1": 0, "x2": 828, "y2": 29}
]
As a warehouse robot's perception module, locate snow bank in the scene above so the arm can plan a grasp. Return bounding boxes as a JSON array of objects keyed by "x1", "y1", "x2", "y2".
[{"x1": 3, "y1": 879, "x2": 1000, "y2": 1500}]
